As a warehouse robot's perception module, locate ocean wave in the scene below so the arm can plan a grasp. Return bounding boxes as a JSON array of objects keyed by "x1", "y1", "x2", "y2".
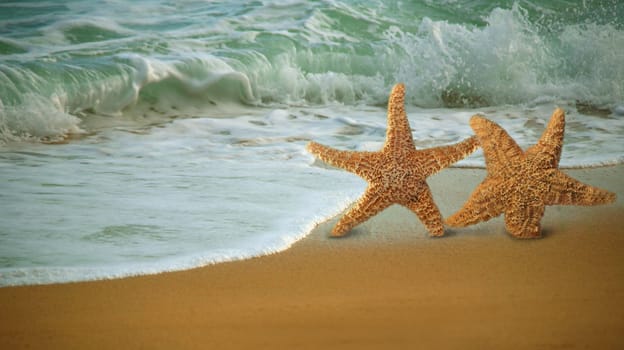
[
  {"x1": 0, "y1": 54, "x2": 258, "y2": 142},
  {"x1": 1, "y1": 1, "x2": 623, "y2": 142}
]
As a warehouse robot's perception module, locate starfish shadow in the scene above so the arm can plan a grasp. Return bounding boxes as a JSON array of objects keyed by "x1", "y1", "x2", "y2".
[{"x1": 438, "y1": 229, "x2": 458, "y2": 238}]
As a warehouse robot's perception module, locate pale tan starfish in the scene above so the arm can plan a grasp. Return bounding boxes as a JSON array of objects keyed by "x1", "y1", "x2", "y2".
[
  {"x1": 307, "y1": 83, "x2": 478, "y2": 237},
  {"x1": 446, "y1": 108, "x2": 616, "y2": 238}
]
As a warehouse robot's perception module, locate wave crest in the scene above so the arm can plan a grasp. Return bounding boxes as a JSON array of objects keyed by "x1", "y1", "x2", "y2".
[{"x1": 1, "y1": 2, "x2": 623, "y2": 143}]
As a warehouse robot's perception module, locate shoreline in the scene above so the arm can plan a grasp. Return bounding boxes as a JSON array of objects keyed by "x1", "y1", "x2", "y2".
[
  {"x1": 2, "y1": 163, "x2": 621, "y2": 288},
  {"x1": 1, "y1": 165, "x2": 623, "y2": 349}
]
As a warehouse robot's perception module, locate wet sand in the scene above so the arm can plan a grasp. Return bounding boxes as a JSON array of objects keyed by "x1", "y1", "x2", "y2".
[{"x1": 1, "y1": 166, "x2": 623, "y2": 349}]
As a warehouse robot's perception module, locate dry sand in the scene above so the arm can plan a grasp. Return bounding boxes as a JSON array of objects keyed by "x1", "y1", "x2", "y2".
[{"x1": 1, "y1": 166, "x2": 623, "y2": 349}]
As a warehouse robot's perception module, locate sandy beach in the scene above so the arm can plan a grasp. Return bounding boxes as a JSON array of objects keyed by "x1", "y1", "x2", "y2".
[{"x1": 1, "y1": 165, "x2": 623, "y2": 349}]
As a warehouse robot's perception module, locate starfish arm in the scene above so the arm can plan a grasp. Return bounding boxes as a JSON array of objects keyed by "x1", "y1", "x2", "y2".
[
  {"x1": 383, "y1": 83, "x2": 415, "y2": 153},
  {"x1": 445, "y1": 178, "x2": 506, "y2": 227},
  {"x1": 504, "y1": 197, "x2": 545, "y2": 238},
  {"x1": 402, "y1": 185, "x2": 444, "y2": 237},
  {"x1": 470, "y1": 115, "x2": 523, "y2": 176},
  {"x1": 543, "y1": 170, "x2": 616, "y2": 206},
  {"x1": 331, "y1": 186, "x2": 392, "y2": 237},
  {"x1": 419, "y1": 136, "x2": 479, "y2": 174},
  {"x1": 526, "y1": 108, "x2": 566, "y2": 168},
  {"x1": 307, "y1": 141, "x2": 376, "y2": 177}
]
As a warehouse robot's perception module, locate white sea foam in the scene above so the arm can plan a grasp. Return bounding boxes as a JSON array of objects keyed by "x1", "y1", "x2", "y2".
[{"x1": 0, "y1": 110, "x2": 363, "y2": 286}]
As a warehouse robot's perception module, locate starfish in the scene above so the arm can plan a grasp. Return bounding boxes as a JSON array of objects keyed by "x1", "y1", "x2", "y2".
[
  {"x1": 307, "y1": 83, "x2": 478, "y2": 237},
  {"x1": 446, "y1": 108, "x2": 616, "y2": 238}
]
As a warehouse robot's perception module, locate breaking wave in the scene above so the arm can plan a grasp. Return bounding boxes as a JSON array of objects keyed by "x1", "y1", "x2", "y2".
[{"x1": 1, "y1": 1, "x2": 623, "y2": 142}]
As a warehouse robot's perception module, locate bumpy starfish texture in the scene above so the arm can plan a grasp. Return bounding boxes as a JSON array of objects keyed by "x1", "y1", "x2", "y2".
[
  {"x1": 446, "y1": 108, "x2": 616, "y2": 238},
  {"x1": 307, "y1": 83, "x2": 478, "y2": 237}
]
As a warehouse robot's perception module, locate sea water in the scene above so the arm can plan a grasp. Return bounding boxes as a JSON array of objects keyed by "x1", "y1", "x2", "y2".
[{"x1": 1, "y1": 0, "x2": 623, "y2": 286}]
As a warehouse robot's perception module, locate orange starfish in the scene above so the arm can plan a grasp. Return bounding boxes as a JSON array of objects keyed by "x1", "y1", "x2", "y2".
[
  {"x1": 446, "y1": 108, "x2": 616, "y2": 238},
  {"x1": 307, "y1": 83, "x2": 478, "y2": 237}
]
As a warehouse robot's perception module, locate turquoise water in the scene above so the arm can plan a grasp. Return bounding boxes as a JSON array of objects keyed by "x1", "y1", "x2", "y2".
[{"x1": 1, "y1": 0, "x2": 623, "y2": 286}]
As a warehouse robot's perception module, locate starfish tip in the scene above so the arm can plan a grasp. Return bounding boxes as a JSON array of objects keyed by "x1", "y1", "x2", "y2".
[
  {"x1": 551, "y1": 107, "x2": 566, "y2": 123},
  {"x1": 511, "y1": 226, "x2": 542, "y2": 239},
  {"x1": 306, "y1": 141, "x2": 320, "y2": 153},
  {"x1": 391, "y1": 82, "x2": 405, "y2": 92},
  {"x1": 388, "y1": 83, "x2": 406, "y2": 104},
  {"x1": 329, "y1": 229, "x2": 347, "y2": 238},
  {"x1": 469, "y1": 114, "x2": 488, "y2": 129}
]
